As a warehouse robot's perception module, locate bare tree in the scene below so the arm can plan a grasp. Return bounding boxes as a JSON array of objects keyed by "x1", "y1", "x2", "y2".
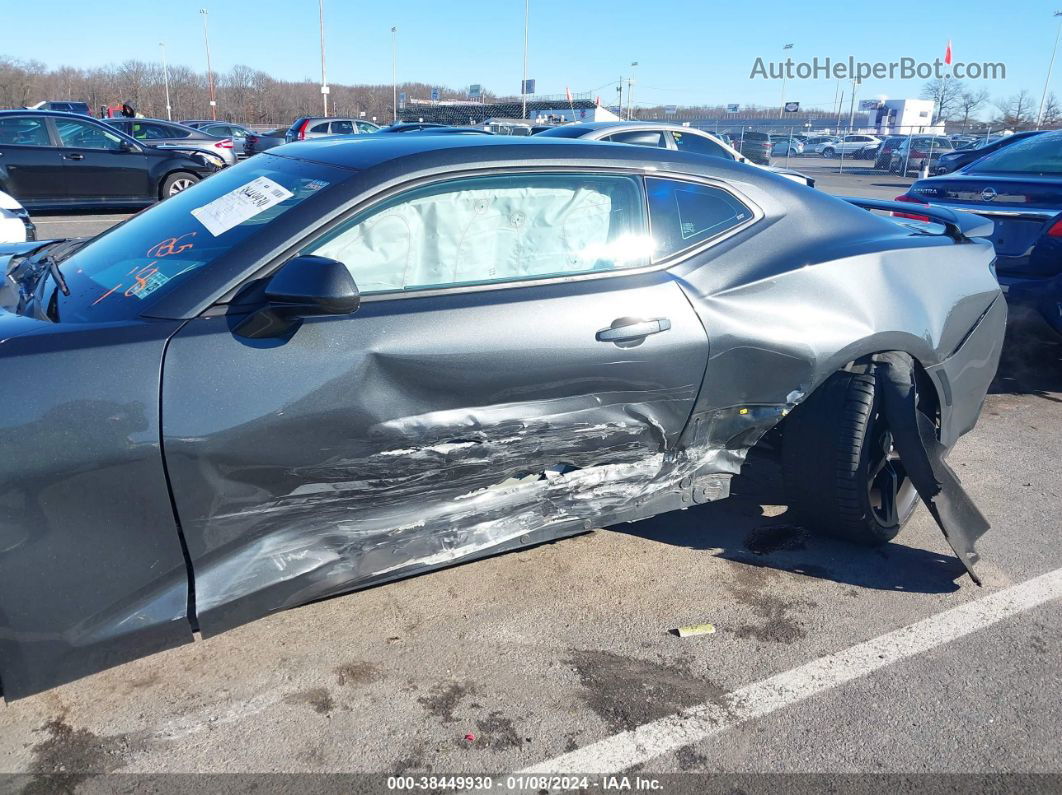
[
  {"x1": 994, "y1": 89, "x2": 1036, "y2": 129},
  {"x1": 954, "y1": 87, "x2": 990, "y2": 132},
  {"x1": 1040, "y1": 93, "x2": 1062, "y2": 127},
  {"x1": 921, "y1": 78, "x2": 960, "y2": 123}
]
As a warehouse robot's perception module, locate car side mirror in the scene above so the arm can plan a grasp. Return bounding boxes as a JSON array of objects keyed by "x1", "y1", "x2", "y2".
[
  {"x1": 119, "y1": 139, "x2": 139, "y2": 153},
  {"x1": 235, "y1": 255, "x2": 360, "y2": 338}
]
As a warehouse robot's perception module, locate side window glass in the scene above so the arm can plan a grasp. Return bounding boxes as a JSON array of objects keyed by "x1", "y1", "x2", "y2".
[
  {"x1": 356, "y1": 122, "x2": 377, "y2": 133},
  {"x1": 605, "y1": 130, "x2": 666, "y2": 147},
  {"x1": 310, "y1": 121, "x2": 331, "y2": 134},
  {"x1": 54, "y1": 119, "x2": 124, "y2": 151},
  {"x1": 331, "y1": 120, "x2": 354, "y2": 135},
  {"x1": 0, "y1": 117, "x2": 52, "y2": 146},
  {"x1": 160, "y1": 124, "x2": 192, "y2": 139},
  {"x1": 672, "y1": 132, "x2": 732, "y2": 159},
  {"x1": 128, "y1": 122, "x2": 155, "y2": 139},
  {"x1": 646, "y1": 177, "x2": 753, "y2": 260},
  {"x1": 302, "y1": 173, "x2": 650, "y2": 293}
]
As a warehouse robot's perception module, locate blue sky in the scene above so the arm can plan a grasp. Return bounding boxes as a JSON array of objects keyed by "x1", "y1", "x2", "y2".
[{"x1": 7, "y1": 1, "x2": 1055, "y2": 110}]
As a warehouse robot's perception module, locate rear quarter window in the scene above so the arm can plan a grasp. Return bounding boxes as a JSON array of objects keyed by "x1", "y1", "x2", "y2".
[{"x1": 647, "y1": 177, "x2": 753, "y2": 260}]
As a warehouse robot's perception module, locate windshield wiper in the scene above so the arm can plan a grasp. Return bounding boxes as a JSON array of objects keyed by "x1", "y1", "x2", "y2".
[{"x1": 43, "y1": 255, "x2": 70, "y2": 297}]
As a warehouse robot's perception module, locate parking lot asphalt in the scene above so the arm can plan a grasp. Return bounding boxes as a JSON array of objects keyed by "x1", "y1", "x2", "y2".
[{"x1": 5, "y1": 160, "x2": 1059, "y2": 790}]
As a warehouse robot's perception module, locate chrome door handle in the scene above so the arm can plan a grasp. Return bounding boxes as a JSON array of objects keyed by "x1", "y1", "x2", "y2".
[{"x1": 596, "y1": 317, "x2": 671, "y2": 343}]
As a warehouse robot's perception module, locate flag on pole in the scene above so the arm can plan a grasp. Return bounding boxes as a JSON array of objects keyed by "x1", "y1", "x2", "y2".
[
  {"x1": 565, "y1": 86, "x2": 573, "y2": 103},
  {"x1": 945, "y1": 40, "x2": 952, "y2": 65}
]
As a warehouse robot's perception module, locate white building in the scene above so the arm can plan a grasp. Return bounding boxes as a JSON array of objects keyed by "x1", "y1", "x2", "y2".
[{"x1": 875, "y1": 99, "x2": 944, "y2": 135}]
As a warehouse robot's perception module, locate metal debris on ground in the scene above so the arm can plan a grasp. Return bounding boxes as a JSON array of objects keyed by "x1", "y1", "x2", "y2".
[{"x1": 675, "y1": 623, "x2": 716, "y2": 638}]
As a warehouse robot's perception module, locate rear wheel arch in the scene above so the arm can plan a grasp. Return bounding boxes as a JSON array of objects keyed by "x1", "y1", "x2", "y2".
[{"x1": 776, "y1": 350, "x2": 941, "y2": 545}]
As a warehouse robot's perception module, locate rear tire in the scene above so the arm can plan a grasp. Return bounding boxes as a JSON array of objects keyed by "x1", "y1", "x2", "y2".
[
  {"x1": 161, "y1": 172, "x2": 199, "y2": 199},
  {"x1": 782, "y1": 370, "x2": 918, "y2": 545},
  {"x1": 823, "y1": 147, "x2": 835, "y2": 158}
]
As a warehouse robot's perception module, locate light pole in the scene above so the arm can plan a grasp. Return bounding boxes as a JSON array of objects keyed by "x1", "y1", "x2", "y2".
[
  {"x1": 521, "y1": 0, "x2": 529, "y2": 120},
  {"x1": 391, "y1": 26, "x2": 398, "y2": 123},
  {"x1": 778, "y1": 42, "x2": 794, "y2": 119},
  {"x1": 1037, "y1": 11, "x2": 1062, "y2": 128},
  {"x1": 627, "y1": 61, "x2": 638, "y2": 120},
  {"x1": 318, "y1": 0, "x2": 329, "y2": 116},
  {"x1": 159, "y1": 41, "x2": 172, "y2": 121},
  {"x1": 199, "y1": 9, "x2": 216, "y2": 120}
]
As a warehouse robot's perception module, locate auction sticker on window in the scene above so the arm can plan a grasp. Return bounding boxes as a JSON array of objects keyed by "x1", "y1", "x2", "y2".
[{"x1": 191, "y1": 176, "x2": 294, "y2": 236}]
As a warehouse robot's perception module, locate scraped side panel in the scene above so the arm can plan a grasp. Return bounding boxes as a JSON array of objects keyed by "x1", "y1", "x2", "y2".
[{"x1": 161, "y1": 274, "x2": 710, "y2": 635}]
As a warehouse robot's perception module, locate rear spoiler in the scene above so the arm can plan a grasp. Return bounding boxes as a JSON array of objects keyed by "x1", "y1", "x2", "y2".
[{"x1": 839, "y1": 196, "x2": 994, "y2": 242}]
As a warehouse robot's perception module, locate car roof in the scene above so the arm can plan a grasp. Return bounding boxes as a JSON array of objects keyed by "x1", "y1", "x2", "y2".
[
  {"x1": 272, "y1": 134, "x2": 763, "y2": 177},
  {"x1": 542, "y1": 121, "x2": 721, "y2": 135}
]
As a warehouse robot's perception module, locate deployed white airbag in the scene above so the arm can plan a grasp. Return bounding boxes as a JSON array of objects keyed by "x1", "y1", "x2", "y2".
[{"x1": 312, "y1": 184, "x2": 618, "y2": 292}]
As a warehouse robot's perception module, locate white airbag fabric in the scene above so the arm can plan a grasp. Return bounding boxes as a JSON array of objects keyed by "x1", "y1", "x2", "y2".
[{"x1": 312, "y1": 185, "x2": 615, "y2": 292}]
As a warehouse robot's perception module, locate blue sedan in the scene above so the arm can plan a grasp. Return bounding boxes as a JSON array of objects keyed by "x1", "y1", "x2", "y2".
[{"x1": 899, "y1": 130, "x2": 1062, "y2": 337}]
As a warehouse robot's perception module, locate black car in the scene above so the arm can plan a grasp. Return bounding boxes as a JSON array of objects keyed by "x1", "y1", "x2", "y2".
[
  {"x1": 900, "y1": 130, "x2": 1062, "y2": 336},
  {"x1": 933, "y1": 130, "x2": 1047, "y2": 175},
  {"x1": 873, "y1": 136, "x2": 906, "y2": 169},
  {"x1": 0, "y1": 110, "x2": 218, "y2": 210},
  {"x1": 380, "y1": 122, "x2": 450, "y2": 133},
  {"x1": 0, "y1": 135, "x2": 1003, "y2": 698},
  {"x1": 244, "y1": 127, "x2": 287, "y2": 156},
  {"x1": 728, "y1": 130, "x2": 773, "y2": 165}
]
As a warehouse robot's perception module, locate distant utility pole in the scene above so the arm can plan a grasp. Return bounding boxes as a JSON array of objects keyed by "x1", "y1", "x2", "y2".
[
  {"x1": 159, "y1": 42, "x2": 172, "y2": 121},
  {"x1": 391, "y1": 26, "x2": 398, "y2": 123},
  {"x1": 1036, "y1": 10, "x2": 1062, "y2": 128},
  {"x1": 848, "y1": 78, "x2": 860, "y2": 129},
  {"x1": 627, "y1": 61, "x2": 638, "y2": 120},
  {"x1": 521, "y1": 0, "x2": 529, "y2": 120},
  {"x1": 319, "y1": 0, "x2": 329, "y2": 116},
  {"x1": 199, "y1": 9, "x2": 216, "y2": 120},
  {"x1": 778, "y1": 43, "x2": 794, "y2": 118}
]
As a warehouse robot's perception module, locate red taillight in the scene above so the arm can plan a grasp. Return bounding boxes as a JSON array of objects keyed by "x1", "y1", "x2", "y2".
[
  {"x1": 214, "y1": 138, "x2": 233, "y2": 149},
  {"x1": 892, "y1": 194, "x2": 930, "y2": 222},
  {"x1": 1047, "y1": 219, "x2": 1062, "y2": 237},
  {"x1": 297, "y1": 120, "x2": 312, "y2": 140}
]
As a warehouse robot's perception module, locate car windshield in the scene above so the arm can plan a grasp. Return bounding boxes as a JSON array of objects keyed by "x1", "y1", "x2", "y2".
[
  {"x1": 50, "y1": 155, "x2": 348, "y2": 322},
  {"x1": 968, "y1": 134, "x2": 1062, "y2": 174}
]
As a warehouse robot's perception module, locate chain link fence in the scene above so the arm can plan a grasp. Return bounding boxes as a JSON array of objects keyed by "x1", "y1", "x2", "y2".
[{"x1": 684, "y1": 122, "x2": 1017, "y2": 177}]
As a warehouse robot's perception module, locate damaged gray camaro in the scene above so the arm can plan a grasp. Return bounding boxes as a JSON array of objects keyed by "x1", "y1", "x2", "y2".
[{"x1": 0, "y1": 136, "x2": 1005, "y2": 699}]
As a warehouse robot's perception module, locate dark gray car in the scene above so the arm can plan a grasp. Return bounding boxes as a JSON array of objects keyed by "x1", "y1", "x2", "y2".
[
  {"x1": 103, "y1": 117, "x2": 237, "y2": 166},
  {"x1": 0, "y1": 136, "x2": 1004, "y2": 699}
]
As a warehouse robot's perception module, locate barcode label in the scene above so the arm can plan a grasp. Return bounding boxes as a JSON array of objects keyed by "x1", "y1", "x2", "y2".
[{"x1": 191, "y1": 176, "x2": 295, "y2": 236}]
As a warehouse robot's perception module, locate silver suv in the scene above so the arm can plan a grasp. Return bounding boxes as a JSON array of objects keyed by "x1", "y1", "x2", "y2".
[
  {"x1": 821, "y1": 134, "x2": 881, "y2": 157},
  {"x1": 285, "y1": 117, "x2": 381, "y2": 143}
]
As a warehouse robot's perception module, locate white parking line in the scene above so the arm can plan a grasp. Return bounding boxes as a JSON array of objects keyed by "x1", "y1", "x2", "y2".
[{"x1": 521, "y1": 566, "x2": 1062, "y2": 774}]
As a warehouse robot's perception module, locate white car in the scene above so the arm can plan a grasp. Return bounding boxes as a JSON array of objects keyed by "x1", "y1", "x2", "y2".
[
  {"x1": 0, "y1": 190, "x2": 35, "y2": 243},
  {"x1": 803, "y1": 136, "x2": 838, "y2": 154},
  {"x1": 821, "y1": 134, "x2": 881, "y2": 157},
  {"x1": 536, "y1": 122, "x2": 816, "y2": 187}
]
